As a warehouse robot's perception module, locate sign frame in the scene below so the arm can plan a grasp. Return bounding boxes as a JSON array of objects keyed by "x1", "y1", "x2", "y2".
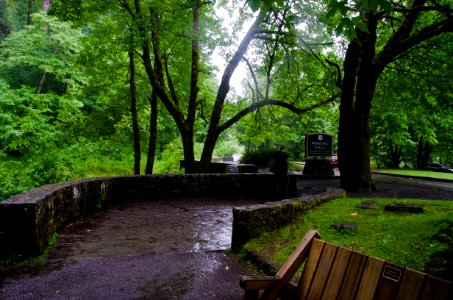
[{"x1": 305, "y1": 133, "x2": 333, "y2": 158}]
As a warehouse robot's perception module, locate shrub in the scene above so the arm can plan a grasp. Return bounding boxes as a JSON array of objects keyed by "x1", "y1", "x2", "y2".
[{"x1": 240, "y1": 148, "x2": 276, "y2": 167}]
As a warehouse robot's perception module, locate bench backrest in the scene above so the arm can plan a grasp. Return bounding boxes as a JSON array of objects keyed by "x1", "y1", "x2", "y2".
[{"x1": 298, "y1": 239, "x2": 451, "y2": 300}]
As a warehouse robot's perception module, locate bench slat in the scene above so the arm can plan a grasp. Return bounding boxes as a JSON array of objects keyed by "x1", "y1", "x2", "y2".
[
  {"x1": 264, "y1": 230, "x2": 320, "y2": 300},
  {"x1": 307, "y1": 242, "x2": 338, "y2": 299},
  {"x1": 337, "y1": 251, "x2": 368, "y2": 299},
  {"x1": 420, "y1": 275, "x2": 451, "y2": 300},
  {"x1": 396, "y1": 268, "x2": 425, "y2": 300},
  {"x1": 239, "y1": 275, "x2": 281, "y2": 290},
  {"x1": 322, "y1": 246, "x2": 353, "y2": 299},
  {"x1": 373, "y1": 262, "x2": 405, "y2": 300},
  {"x1": 298, "y1": 238, "x2": 325, "y2": 299},
  {"x1": 355, "y1": 256, "x2": 385, "y2": 300}
]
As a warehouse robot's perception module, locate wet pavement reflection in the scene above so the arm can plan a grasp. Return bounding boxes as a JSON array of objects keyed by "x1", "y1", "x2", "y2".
[
  {"x1": 54, "y1": 197, "x2": 265, "y2": 259},
  {"x1": 1, "y1": 197, "x2": 268, "y2": 300}
]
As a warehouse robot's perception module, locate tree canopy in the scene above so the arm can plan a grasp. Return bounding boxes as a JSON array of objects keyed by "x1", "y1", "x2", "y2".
[{"x1": 0, "y1": 0, "x2": 452, "y2": 199}]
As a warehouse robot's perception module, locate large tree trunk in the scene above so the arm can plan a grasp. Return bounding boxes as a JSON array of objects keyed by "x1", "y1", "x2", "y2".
[
  {"x1": 129, "y1": 49, "x2": 141, "y2": 175},
  {"x1": 199, "y1": 9, "x2": 267, "y2": 171},
  {"x1": 338, "y1": 40, "x2": 360, "y2": 191},
  {"x1": 183, "y1": 1, "x2": 200, "y2": 174},
  {"x1": 351, "y1": 74, "x2": 377, "y2": 191},
  {"x1": 390, "y1": 146, "x2": 402, "y2": 168},
  {"x1": 416, "y1": 137, "x2": 432, "y2": 168},
  {"x1": 145, "y1": 91, "x2": 158, "y2": 174},
  {"x1": 339, "y1": 13, "x2": 377, "y2": 192},
  {"x1": 340, "y1": 74, "x2": 377, "y2": 191},
  {"x1": 181, "y1": 128, "x2": 196, "y2": 173}
]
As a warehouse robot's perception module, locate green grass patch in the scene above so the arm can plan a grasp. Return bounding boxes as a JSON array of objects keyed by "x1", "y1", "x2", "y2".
[
  {"x1": 244, "y1": 198, "x2": 453, "y2": 280},
  {"x1": 374, "y1": 168, "x2": 453, "y2": 180},
  {"x1": 290, "y1": 162, "x2": 305, "y2": 172}
]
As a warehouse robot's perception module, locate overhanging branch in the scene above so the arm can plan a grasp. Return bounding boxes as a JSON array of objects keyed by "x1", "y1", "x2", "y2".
[{"x1": 216, "y1": 95, "x2": 340, "y2": 134}]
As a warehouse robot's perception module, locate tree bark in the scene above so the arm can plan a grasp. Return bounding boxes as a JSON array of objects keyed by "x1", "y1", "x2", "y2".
[
  {"x1": 35, "y1": 70, "x2": 47, "y2": 94},
  {"x1": 416, "y1": 137, "x2": 432, "y2": 168},
  {"x1": 129, "y1": 48, "x2": 141, "y2": 175},
  {"x1": 339, "y1": 13, "x2": 378, "y2": 192},
  {"x1": 338, "y1": 40, "x2": 360, "y2": 190},
  {"x1": 145, "y1": 91, "x2": 158, "y2": 174},
  {"x1": 27, "y1": 0, "x2": 33, "y2": 25},
  {"x1": 390, "y1": 146, "x2": 402, "y2": 168},
  {"x1": 181, "y1": 1, "x2": 201, "y2": 173}
]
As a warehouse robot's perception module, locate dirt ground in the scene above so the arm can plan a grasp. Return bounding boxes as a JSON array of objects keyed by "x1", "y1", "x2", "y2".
[{"x1": 0, "y1": 174, "x2": 452, "y2": 299}]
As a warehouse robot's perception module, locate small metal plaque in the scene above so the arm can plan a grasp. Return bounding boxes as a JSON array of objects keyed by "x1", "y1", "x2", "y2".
[{"x1": 382, "y1": 265, "x2": 403, "y2": 282}]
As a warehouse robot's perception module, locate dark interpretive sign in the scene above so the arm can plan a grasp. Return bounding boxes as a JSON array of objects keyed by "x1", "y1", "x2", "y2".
[{"x1": 305, "y1": 133, "x2": 333, "y2": 158}]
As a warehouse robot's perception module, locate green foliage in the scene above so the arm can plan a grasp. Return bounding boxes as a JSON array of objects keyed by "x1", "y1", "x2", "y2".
[
  {"x1": 247, "y1": 0, "x2": 285, "y2": 12},
  {"x1": 48, "y1": 0, "x2": 83, "y2": 22},
  {"x1": 0, "y1": 80, "x2": 82, "y2": 155},
  {"x1": 153, "y1": 140, "x2": 184, "y2": 174},
  {"x1": 240, "y1": 148, "x2": 276, "y2": 167},
  {"x1": 245, "y1": 198, "x2": 453, "y2": 279},
  {"x1": 371, "y1": 36, "x2": 453, "y2": 168},
  {"x1": 324, "y1": 0, "x2": 392, "y2": 39},
  {"x1": 213, "y1": 133, "x2": 245, "y2": 158},
  {"x1": 0, "y1": 12, "x2": 84, "y2": 92},
  {"x1": 427, "y1": 220, "x2": 453, "y2": 281}
]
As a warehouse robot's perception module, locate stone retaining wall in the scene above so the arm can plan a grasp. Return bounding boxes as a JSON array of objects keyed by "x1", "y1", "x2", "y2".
[
  {"x1": 231, "y1": 188, "x2": 346, "y2": 250},
  {"x1": 0, "y1": 174, "x2": 288, "y2": 258}
]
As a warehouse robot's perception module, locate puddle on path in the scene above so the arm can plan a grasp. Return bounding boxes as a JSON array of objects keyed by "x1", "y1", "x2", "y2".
[{"x1": 50, "y1": 197, "x2": 266, "y2": 261}]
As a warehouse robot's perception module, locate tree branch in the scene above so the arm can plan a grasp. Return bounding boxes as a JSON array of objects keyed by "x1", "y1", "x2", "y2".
[
  {"x1": 242, "y1": 56, "x2": 264, "y2": 101},
  {"x1": 375, "y1": 17, "x2": 453, "y2": 72},
  {"x1": 325, "y1": 59, "x2": 342, "y2": 88},
  {"x1": 207, "y1": 9, "x2": 267, "y2": 132},
  {"x1": 298, "y1": 36, "x2": 327, "y2": 68},
  {"x1": 216, "y1": 95, "x2": 339, "y2": 134},
  {"x1": 163, "y1": 52, "x2": 179, "y2": 106},
  {"x1": 265, "y1": 3, "x2": 290, "y2": 99},
  {"x1": 131, "y1": 0, "x2": 186, "y2": 131}
]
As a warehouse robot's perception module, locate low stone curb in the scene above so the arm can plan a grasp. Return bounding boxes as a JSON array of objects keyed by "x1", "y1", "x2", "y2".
[
  {"x1": 231, "y1": 187, "x2": 346, "y2": 250},
  {"x1": 372, "y1": 171, "x2": 453, "y2": 183}
]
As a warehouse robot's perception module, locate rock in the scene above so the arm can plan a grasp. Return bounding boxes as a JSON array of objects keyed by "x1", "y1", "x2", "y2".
[
  {"x1": 358, "y1": 201, "x2": 378, "y2": 209},
  {"x1": 331, "y1": 222, "x2": 358, "y2": 231},
  {"x1": 385, "y1": 203, "x2": 424, "y2": 213}
]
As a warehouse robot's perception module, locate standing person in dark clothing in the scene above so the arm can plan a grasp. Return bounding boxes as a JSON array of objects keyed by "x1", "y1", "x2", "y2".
[{"x1": 273, "y1": 144, "x2": 288, "y2": 200}]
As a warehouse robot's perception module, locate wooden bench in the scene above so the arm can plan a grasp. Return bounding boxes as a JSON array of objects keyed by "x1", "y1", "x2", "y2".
[{"x1": 240, "y1": 230, "x2": 452, "y2": 300}]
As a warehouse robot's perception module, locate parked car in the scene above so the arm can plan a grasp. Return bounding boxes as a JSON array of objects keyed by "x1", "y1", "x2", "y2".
[
  {"x1": 329, "y1": 154, "x2": 338, "y2": 166},
  {"x1": 425, "y1": 163, "x2": 453, "y2": 173}
]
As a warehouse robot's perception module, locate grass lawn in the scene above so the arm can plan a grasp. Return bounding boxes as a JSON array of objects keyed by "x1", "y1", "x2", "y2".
[
  {"x1": 243, "y1": 197, "x2": 453, "y2": 281},
  {"x1": 373, "y1": 168, "x2": 453, "y2": 180}
]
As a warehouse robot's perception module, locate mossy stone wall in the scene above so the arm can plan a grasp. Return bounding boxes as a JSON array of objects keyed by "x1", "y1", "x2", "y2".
[
  {"x1": 0, "y1": 174, "x2": 287, "y2": 258},
  {"x1": 231, "y1": 188, "x2": 346, "y2": 250}
]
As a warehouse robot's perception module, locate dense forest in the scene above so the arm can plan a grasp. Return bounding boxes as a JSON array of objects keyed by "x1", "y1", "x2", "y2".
[{"x1": 0, "y1": 0, "x2": 452, "y2": 199}]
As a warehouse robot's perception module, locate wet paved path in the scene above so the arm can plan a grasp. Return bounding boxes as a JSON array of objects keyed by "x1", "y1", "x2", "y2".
[
  {"x1": 0, "y1": 197, "x2": 267, "y2": 300},
  {"x1": 1, "y1": 176, "x2": 452, "y2": 300}
]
